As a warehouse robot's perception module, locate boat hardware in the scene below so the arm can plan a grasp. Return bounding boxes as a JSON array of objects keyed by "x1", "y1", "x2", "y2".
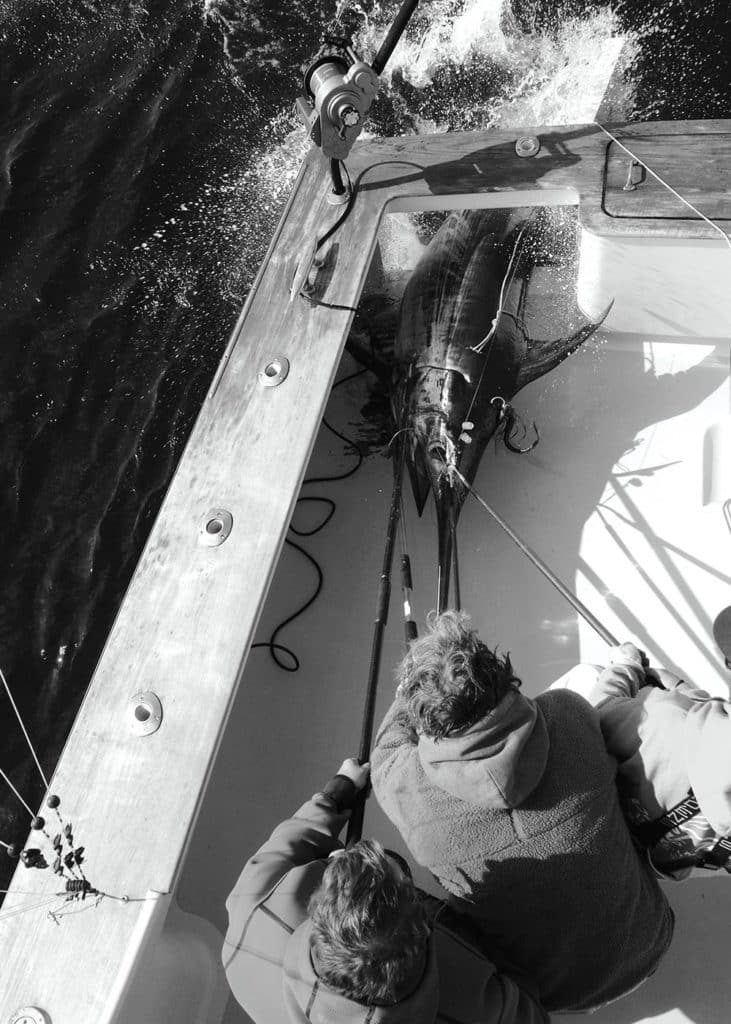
[
  {"x1": 594, "y1": 121, "x2": 731, "y2": 248},
  {"x1": 258, "y1": 356, "x2": 290, "y2": 388},
  {"x1": 128, "y1": 692, "x2": 163, "y2": 737},
  {"x1": 9, "y1": 1008, "x2": 50, "y2": 1024},
  {"x1": 295, "y1": 0, "x2": 420, "y2": 193},
  {"x1": 290, "y1": 240, "x2": 319, "y2": 302},
  {"x1": 400, "y1": 554, "x2": 418, "y2": 644},
  {"x1": 515, "y1": 135, "x2": 540, "y2": 158},
  {"x1": 346, "y1": 435, "x2": 408, "y2": 845},
  {"x1": 198, "y1": 508, "x2": 233, "y2": 547},
  {"x1": 622, "y1": 159, "x2": 643, "y2": 191},
  {"x1": 490, "y1": 396, "x2": 540, "y2": 454}
]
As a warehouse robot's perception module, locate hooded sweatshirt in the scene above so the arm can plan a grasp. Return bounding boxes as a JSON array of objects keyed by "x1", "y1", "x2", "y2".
[
  {"x1": 571, "y1": 645, "x2": 731, "y2": 876},
  {"x1": 222, "y1": 778, "x2": 548, "y2": 1024},
  {"x1": 371, "y1": 687, "x2": 674, "y2": 1013}
]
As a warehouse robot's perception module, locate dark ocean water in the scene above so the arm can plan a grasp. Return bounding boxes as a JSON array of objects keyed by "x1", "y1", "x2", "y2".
[{"x1": 0, "y1": 0, "x2": 729, "y2": 858}]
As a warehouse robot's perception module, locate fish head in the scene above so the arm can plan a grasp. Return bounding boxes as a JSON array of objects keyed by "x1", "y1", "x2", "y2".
[{"x1": 396, "y1": 344, "x2": 507, "y2": 517}]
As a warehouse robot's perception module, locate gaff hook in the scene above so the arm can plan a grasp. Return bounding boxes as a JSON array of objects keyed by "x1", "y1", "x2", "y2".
[{"x1": 490, "y1": 397, "x2": 540, "y2": 454}]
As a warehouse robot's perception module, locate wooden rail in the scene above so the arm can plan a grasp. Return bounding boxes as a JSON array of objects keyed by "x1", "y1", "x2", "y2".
[{"x1": 0, "y1": 120, "x2": 728, "y2": 1023}]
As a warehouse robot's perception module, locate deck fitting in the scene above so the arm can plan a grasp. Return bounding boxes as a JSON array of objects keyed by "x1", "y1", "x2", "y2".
[
  {"x1": 9, "y1": 1008, "x2": 50, "y2": 1024},
  {"x1": 259, "y1": 356, "x2": 290, "y2": 387},
  {"x1": 198, "y1": 508, "x2": 233, "y2": 546},
  {"x1": 515, "y1": 135, "x2": 540, "y2": 158},
  {"x1": 128, "y1": 692, "x2": 163, "y2": 737}
]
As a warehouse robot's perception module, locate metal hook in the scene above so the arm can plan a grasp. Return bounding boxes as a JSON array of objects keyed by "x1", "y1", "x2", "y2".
[
  {"x1": 490, "y1": 395, "x2": 508, "y2": 420},
  {"x1": 503, "y1": 407, "x2": 540, "y2": 454}
]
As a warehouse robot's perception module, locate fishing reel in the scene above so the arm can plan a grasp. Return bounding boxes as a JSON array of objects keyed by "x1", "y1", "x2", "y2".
[
  {"x1": 295, "y1": 0, "x2": 419, "y2": 177},
  {"x1": 295, "y1": 37, "x2": 380, "y2": 162}
]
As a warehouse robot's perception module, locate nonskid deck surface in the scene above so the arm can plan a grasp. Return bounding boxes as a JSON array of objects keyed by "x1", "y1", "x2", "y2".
[{"x1": 180, "y1": 289, "x2": 731, "y2": 1023}]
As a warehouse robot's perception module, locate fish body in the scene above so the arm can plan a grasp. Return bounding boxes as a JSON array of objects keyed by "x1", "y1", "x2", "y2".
[{"x1": 392, "y1": 207, "x2": 607, "y2": 610}]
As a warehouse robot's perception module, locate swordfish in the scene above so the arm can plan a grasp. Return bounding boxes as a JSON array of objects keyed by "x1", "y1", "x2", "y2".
[{"x1": 390, "y1": 206, "x2": 610, "y2": 611}]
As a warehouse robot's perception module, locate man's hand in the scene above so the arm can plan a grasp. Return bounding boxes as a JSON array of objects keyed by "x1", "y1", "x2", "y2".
[
  {"x1": 337, "y1": 758, "x2": 370, "y2": 791},
  {"x1": 610, "y1": 642, "x2": 668, "y2": 689},
  {"x1": 609, "y1": 641, "x2": 645, "y2": 668}
]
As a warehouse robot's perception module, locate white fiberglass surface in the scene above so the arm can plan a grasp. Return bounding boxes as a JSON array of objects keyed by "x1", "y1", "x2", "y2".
[{"x1": 178, "y1": 210, "x2": 731, "y2": 1024}]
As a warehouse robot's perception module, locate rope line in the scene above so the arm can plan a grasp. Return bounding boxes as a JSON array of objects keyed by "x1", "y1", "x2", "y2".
[
  {"x1": 470, "y1": 222, "x2": 531, "y2": 354},
  {"x1": 594, "y1": 121, "x2": 731, "y2": 250},
  {"x1": 0, "y1": 666, "x2": 50, "y2": 790},
  {"x1": 0, "y1": 766, "x2": 37, "y2": 818},
  {"x1": 250, "y1": 366, "x2": 368, "y2": 671}
]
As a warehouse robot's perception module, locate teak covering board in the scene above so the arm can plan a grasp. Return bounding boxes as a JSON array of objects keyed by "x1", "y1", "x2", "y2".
[{"x1": 0, "y1": 120, "x2": 728, "y2": 1022}]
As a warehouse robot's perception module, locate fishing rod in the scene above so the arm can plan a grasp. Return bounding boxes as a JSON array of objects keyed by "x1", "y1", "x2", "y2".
[
  {"x1": 454, "y1": 469, "x2": 619, "y2": 647},
  {"x1": 347, "y1": 437, "x2": 408, "y2": 845}
]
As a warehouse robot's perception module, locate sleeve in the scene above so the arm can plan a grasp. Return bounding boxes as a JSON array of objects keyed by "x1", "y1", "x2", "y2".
[
  {"x1": 588, "y1": 642, "x2": 646, "y2": 706},
  {"x1": 225, "y1": 787, "x2": 350, "y2": 918}
]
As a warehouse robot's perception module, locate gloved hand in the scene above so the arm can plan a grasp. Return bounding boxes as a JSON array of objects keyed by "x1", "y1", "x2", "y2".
[
  {"x1": 336, "y1": 758, "x2": 371, "y2": 791},
  {"x1": 609, "y1": 642, "x2": 666, "y2": 689},
  {"x1": 608, "y1": 642, "x2": 645, "y2": 669}
]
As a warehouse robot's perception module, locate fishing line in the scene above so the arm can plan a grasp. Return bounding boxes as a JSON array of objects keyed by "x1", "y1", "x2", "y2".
[
  {"x1": 0, "y1": 766, "x2": 37, "y2": 820},
  {"x1": 594, "y1": 122, "x2": 731, "y2": 251},
  {"x1": 461, "y1": 216, "x2": 538, "y2": 432},
  {"x1": 470, "y1": 221, "x2": 531, "y2": 356},
  {"x1": 0, "y1": 667, "x2": 50, "y2": 791}
]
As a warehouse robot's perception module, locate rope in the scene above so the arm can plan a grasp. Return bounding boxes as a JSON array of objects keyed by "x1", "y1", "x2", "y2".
[
  {"x1": 593, "y1": 121, "x2": 731, "y2": 250},
  {"x1": 0, "y1": 766, "x2": 37, "y2": 819},
  {"x1": 0, "y1": 666, "x2": 50, "y2": 790},
  {"x1": 470, "y1": 222, "x2": 531, "y2": 354}
]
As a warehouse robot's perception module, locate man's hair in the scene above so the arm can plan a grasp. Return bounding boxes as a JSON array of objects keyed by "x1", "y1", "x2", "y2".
[
  {"x1": 397, "y1": 610, "x2": 520, "y2": 739},
  {"x1": 308, "y1": 839, "x2": 429, "y2": 1005}
]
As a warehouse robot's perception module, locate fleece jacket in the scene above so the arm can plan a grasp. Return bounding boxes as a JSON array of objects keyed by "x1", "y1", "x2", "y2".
[{"x1": 371, "y1": 687, "x2": 674, "y2": 1012}]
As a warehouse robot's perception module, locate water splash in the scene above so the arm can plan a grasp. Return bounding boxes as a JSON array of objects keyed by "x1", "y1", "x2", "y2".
[
  {"x1": 350, "y1": 0, "x2": 636, "y2": 132},
  {"x1": 192, "y1": 0, "x2": 637, "y2": 303}
]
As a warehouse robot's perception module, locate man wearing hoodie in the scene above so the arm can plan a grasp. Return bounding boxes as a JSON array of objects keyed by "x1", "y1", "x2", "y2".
[
  {"x1": 551, "y1": 640, "x2": 731, "y2": 879},
  {"x1": 222, "y1": 756, "x2": 548, "y2": 1024},
  {"x1": 371, "y1": 611, "x2": 674, "y2": 1014}
]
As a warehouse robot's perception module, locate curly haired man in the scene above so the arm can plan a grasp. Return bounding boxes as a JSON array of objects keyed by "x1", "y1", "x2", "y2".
[
  {"x1": 371, "y1": 611, "x2": 674, "y2": 1014},
  {"x1": 223, "y1": 757, "x2": 548, "y2": 1023}
]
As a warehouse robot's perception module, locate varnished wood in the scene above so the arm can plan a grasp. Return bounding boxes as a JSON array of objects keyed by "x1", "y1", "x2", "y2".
[
  {"x1": 0, "y1": 119, "x2": 728, "y2": 1022},
  {"x1": 603, "y1": 129, "x2": 731, "y2": 220}
]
